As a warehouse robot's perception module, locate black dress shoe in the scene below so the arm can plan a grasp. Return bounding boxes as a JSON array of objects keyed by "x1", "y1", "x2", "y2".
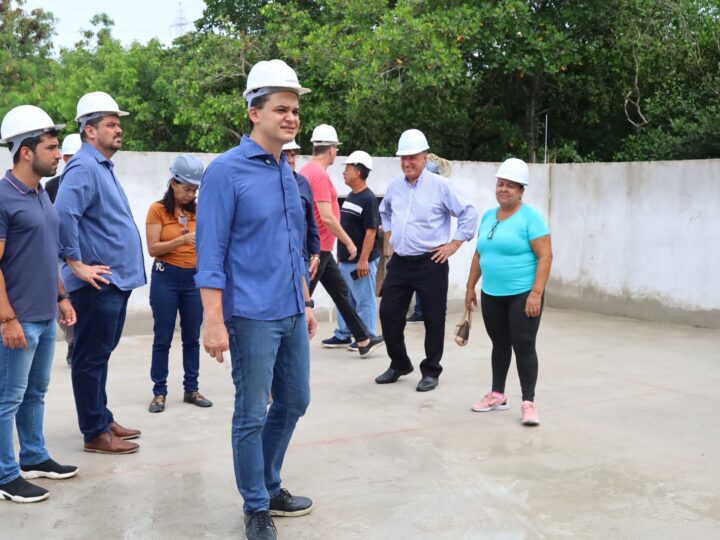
[
  {"x1": 416, "y1": 376, "x2": 439, "y2": 392},
  {"x1": 375, "y1": 366, "x2": 414, "y2": 384}
]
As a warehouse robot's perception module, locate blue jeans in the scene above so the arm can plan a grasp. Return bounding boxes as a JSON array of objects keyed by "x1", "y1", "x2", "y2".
[
  {"x1": 70, "y1": 283, "x2": 131, "y2": 442},
  {"x1": 226, "y1": 315, "x2": 310, "y2": 513},
  {"x1": 334, "y1": 259, "x2": 379, "y2": 340},
  {"x1": 149, "y1": 261, "x2": 203, "y2": 396},
  {"x1": 0, "y1": 320, "x2": 56, "y2": 484}
]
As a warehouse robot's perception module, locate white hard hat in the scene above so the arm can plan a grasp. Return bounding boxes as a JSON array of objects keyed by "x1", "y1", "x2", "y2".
[
  {"x1": 396, "y1": 129, "x2": 429, "y2": 156},
  {"x1": 1, "y1": 105, "x2": 66, "y2": 157},
  {"x1": 310, "y1": 124, "x2": 341, "y2": 146},
  {"x1": 76, "y1": 91, "x2": 129, "y2": 122},
  {"x1": 61, "y1": 133, "x2": 82, "y2": 156},
  {"x1": 495, "y1": 158, "x2": 529, "y2": 186},
  {"x1": 282, "y1": 140, "x2": 301, "y2": 151},
  {"x1": 243, "y1": 59, "x2": 311, "y2": 103},
  {"x1": 343, "y1": 150, "x2": 373, "y2": 170}
]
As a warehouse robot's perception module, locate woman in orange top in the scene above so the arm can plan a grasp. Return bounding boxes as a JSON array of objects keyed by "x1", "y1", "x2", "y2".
[{"x1": 145, "y1": 155, "x2": 211, "y2": 413}]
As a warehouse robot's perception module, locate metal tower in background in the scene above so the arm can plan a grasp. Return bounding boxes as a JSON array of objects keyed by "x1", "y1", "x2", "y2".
[{"x1": 170, "y1": 2, "x2": 190, "y2": 41}]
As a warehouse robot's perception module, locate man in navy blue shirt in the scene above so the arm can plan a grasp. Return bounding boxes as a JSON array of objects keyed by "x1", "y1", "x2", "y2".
[
  {"x1": 196, "y1": 59, "x2": 317, "y2": 540},
  {"x1": 55, "y1": 92, "x2": 146, "y2": 455},
  {"x1": 0, "y1": 105, "x2": 78, "y2": 504},
  {"x1": 282, "y1": 139, "x2": 321, "y2": 280}
]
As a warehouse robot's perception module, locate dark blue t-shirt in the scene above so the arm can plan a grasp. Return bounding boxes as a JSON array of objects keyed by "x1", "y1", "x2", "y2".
[{"x1": 0, "y1": 171, "x2": 60, "y2": 322}]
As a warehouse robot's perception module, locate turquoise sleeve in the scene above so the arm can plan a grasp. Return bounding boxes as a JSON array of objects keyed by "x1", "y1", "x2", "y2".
[{"x1": 526, "y1": 206, "x2": 550, "y2": 240}]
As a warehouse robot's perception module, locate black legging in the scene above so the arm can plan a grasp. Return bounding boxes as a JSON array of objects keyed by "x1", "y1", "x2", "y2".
[{"x1": 480, "y1": 290, "x2": 543, "y2": 402}]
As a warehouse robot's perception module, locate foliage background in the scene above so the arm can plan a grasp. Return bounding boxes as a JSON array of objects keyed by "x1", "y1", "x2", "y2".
[{"x1": 1, "y1": 0, "x2": 718, "y2": 162}]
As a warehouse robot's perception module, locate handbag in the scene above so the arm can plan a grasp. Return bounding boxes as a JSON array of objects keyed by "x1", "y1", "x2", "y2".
[{"x1": 454, "y1": 309, "x2": 472, "y2": 346}]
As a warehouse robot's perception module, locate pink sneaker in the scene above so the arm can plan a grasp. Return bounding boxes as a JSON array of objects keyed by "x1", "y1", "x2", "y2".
[
  {"x1": 521, "y1": 401, "x2": 540, "y2": 426},
  {"x1": 471, "y1": 392, "x2": 509, "y2": 412}
]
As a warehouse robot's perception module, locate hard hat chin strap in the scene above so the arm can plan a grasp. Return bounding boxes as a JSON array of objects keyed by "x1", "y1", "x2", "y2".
[
  {"x1": 245, "y1": 86, "x2": 298, "y2": 108},
  {"x1": 6, "y1": 128, "x2": 54, "y2": 158},
  {"x1": 78, "y1": 112, "x2": 110, "y2": 133}
]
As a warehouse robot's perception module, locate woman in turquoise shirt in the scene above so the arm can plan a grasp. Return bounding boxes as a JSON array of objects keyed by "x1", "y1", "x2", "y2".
[{"x1": 465, "y1": 158, "x2": 553, "y2": 426}]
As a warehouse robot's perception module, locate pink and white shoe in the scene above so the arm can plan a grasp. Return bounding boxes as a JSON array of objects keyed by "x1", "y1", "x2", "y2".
[
  {"x1": 471, "y1": 392, "x2": 510, "y2": 412},
  {"x1": 521, "y1": 401, "x2": 540, "y2": 426}
]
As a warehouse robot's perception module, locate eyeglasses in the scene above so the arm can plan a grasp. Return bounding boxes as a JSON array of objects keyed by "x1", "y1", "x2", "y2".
[{"x1": 487, "y1": 221, "x2": 499, "y2": 240}]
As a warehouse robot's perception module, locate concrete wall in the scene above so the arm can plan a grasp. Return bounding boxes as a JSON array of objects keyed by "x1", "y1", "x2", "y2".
[
  {"x1": 1, "y1": 150, "x2": 717, "y2": 328},
  {"x1": 547, "y1": 160, "x2": 720, "y2": 327}
]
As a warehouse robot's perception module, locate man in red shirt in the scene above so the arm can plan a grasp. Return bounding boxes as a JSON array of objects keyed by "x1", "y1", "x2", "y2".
[{"x1": 299, "y1": 124, "x2": 383, "y2": 358}]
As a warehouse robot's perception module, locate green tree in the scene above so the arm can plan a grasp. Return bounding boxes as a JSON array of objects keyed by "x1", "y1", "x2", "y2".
[
  {"x1": 613, "y1": 0, "x2": 720, "y2": 160},
  {"x1": 4, "y1": 0, "x2": 716, "y2": 161},
  {"x1": 45, "y1": 15, "x2": 188, "y2": 150},
  {"x1": 0, "y1": 0, "x2": 56, "y2": 111},
  {"x1": 172, "y1": 30, "x2": 272, "y2": 151},
  {"x1": 197, "y1": 0, "x2": 323, "y2": 34}
]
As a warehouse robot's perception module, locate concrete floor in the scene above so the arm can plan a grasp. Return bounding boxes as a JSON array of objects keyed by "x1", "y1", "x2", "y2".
[{"x1": 4, "y1": 308, "x2": 720, "y2": 540}]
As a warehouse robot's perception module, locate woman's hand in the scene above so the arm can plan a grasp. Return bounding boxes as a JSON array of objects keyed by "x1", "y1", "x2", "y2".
[
  {"x1": 525, "y1": 291, "x2": 543, "y2": 318},
  {"x1": 465, "y1": 287, "x2": 477, "y2": 312},
  {"x1": 179, "y1": 232, "x2": 196, "y2": 246}
]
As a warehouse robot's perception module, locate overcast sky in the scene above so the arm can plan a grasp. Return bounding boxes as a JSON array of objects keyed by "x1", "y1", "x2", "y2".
[{"x1": 24, "y1": 0, "x2": 207, "y2": 50}]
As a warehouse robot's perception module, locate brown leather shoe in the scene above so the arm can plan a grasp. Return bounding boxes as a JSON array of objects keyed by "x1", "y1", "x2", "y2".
[
  {"x1": 109, "y1": 421, "x2": 141, "y2": 440},
  {"x1": 83, "y1": 432, "x2": 139, "y2": 454}
]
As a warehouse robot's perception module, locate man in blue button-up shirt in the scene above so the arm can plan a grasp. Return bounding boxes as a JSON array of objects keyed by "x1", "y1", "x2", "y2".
[
  {"x1": 55, "y1": 92, "x2": 146, "y2": 455},
  {"x1": 375, "y1": 129, "x2": 478, "y2": 393},
  {"x1": 195, "y1": 59, "x2": 317, "y2": 540}
]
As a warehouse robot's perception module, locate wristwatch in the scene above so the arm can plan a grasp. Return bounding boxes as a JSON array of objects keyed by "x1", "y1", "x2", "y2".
[
  {"x1": 304, "y1": 300, "x2": 314, "y2": 308},
  {"x1": 58, "y1": 293, "x2": 71, "y2": 303}
]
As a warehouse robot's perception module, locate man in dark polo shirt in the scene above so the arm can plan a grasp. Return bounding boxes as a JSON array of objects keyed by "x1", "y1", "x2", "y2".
[
  {"x1": 0, "y1": 105, "x2": 78, "y2": 504},
  {"x1": 331, "y1": 151, "x2": 382, "y2": 349}
]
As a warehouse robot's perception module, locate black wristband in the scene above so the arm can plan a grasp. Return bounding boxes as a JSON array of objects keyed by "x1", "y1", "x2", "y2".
[
  {"x1": 58, "y1": 293, "x2": 71, "y2": 303},
  {"x1": 304, "y1": 300, "x2": 314, "y2": 308}
]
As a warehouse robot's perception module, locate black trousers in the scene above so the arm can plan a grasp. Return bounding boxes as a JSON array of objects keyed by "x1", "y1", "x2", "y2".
[
  {"x1": 480, "y1": 290, "x2": 543, "y2": 402},
  {"x1": 379, "y1": 253, "x2": 448, "y2": 378},
  {"x1": 310, "y1": 251, "x2": 370, "y2": 342}
]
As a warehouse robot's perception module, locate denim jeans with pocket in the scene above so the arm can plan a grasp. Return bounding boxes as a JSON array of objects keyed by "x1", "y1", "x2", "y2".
[
  {"x1": 226, "y1": 314, "x2": 310, "y2": 513},
  {"x1": 0, "y1": 320, "x2": 56, "y2": 484},
  {"x1": 334, "y1": 259, "x2": 379, "y2": 340},
  {"x1": 149, "y1": 261, "x2": 203, "y2": 396}
]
